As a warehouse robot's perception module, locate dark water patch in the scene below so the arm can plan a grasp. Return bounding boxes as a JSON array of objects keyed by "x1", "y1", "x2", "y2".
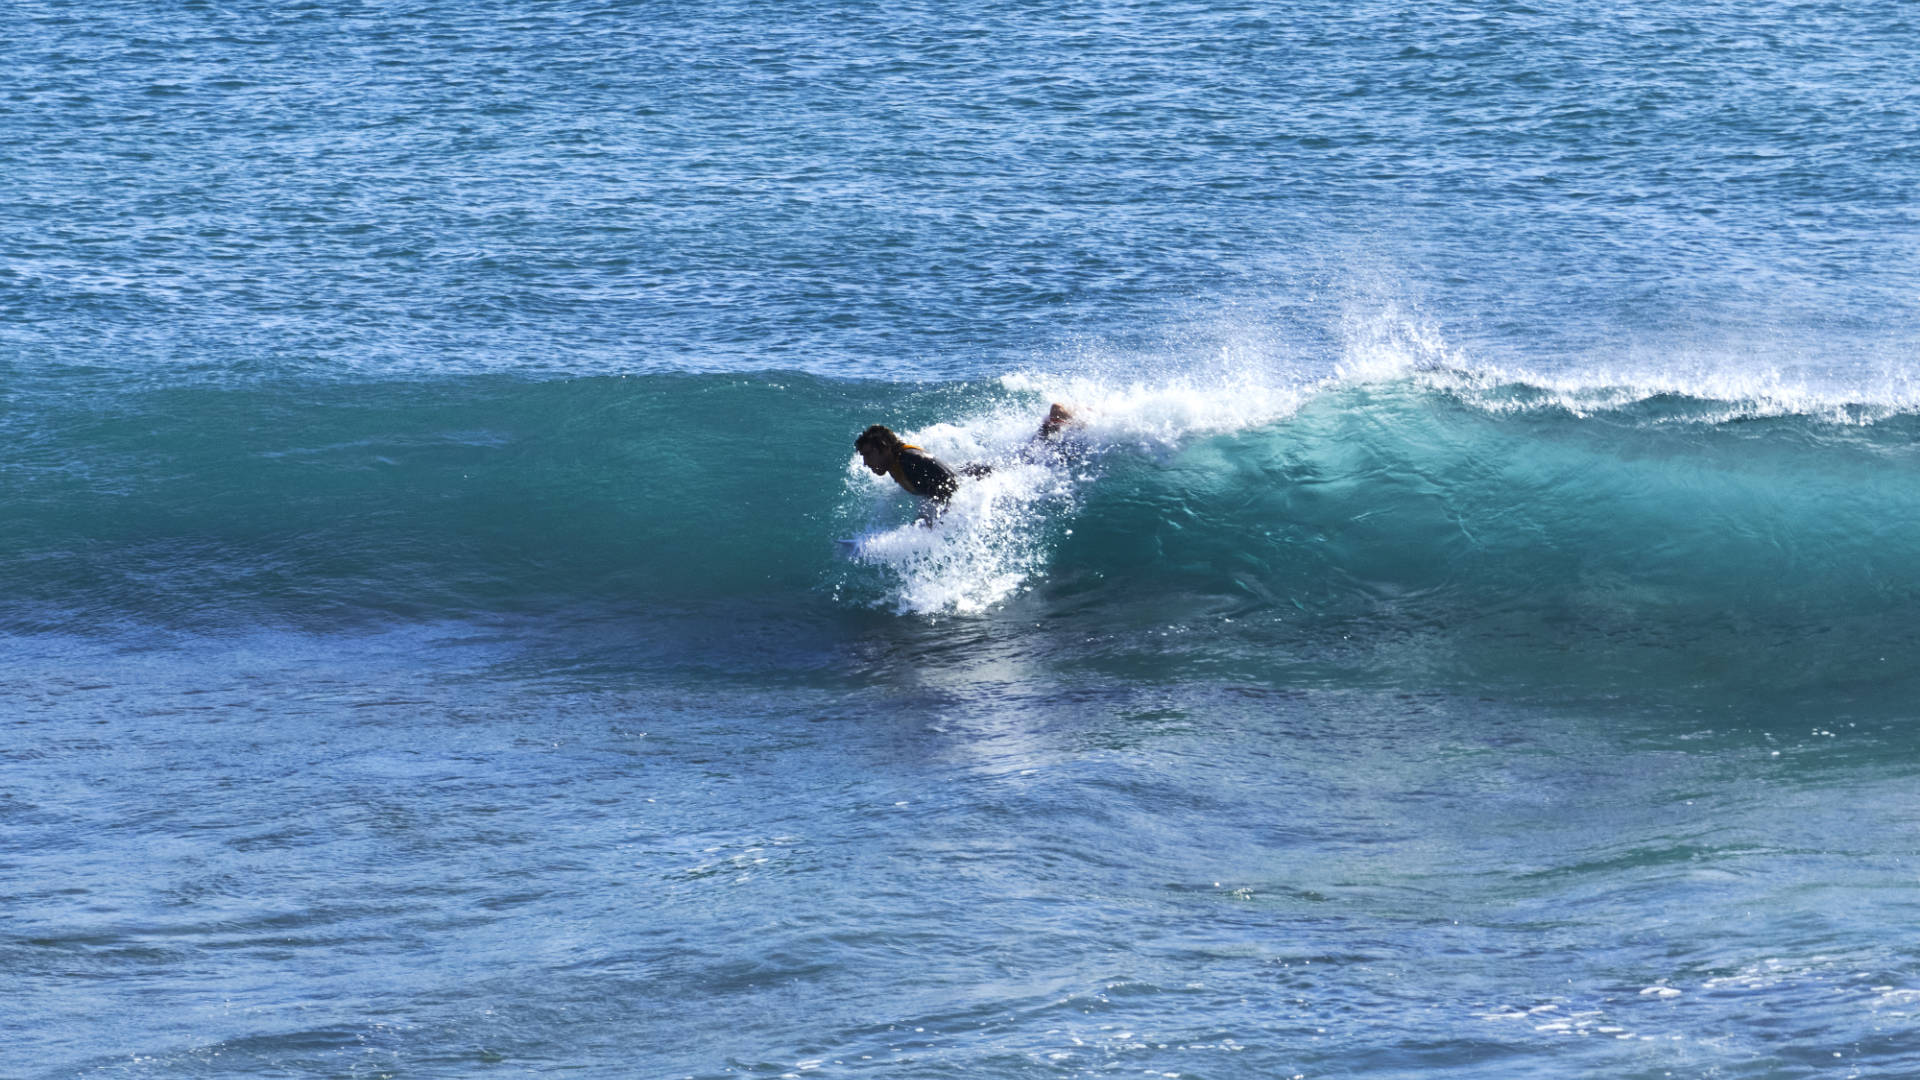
[{"x1": 8, "y1": 638, "x2": 1920, "y2": 1079}]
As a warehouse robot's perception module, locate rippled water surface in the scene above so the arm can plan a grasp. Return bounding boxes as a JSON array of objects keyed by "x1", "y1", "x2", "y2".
[{"x1": 6, "y1": 2, "x2": 1920, "y2": 1078}]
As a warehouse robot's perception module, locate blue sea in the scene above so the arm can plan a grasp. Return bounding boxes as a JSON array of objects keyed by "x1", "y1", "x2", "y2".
[{"x1": 7, "y1": 2, "x2": 1920, "y2": 1077}]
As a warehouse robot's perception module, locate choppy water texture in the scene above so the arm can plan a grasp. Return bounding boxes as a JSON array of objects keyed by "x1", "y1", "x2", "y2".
[{"x1": 6, "y1": 2, "x2": 1920, "y2": 1078}]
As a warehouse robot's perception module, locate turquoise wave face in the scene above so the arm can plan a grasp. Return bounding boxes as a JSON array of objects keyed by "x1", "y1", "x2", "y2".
[
  {"x1": 1064, "y1": 378, "x2": 1919, "y2": 611},
  {"x1": 1022, "y1": 381, "x2": 1920, "y2": 699},
  {"x1": 0, "y1": 373, "x2": 863, "y2": 625},
  {"x1": 7, "y1": 369, "x2": 1919, "y2": 702}
]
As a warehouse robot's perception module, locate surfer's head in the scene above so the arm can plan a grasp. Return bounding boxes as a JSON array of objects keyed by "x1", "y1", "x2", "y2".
[{"x1": 855, "y1": 424, "x2": 904, "y2": 474}]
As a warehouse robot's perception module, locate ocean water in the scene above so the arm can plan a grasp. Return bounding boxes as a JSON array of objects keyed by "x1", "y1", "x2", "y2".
[{"x1": 6, "y1": 2, "x2": 1920, "y2": 1077}]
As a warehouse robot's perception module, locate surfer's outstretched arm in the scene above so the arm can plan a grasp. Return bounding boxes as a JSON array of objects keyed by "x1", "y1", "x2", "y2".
[
  {"x1": 1021, "y1": 402, "x2": 1078, "y2": 462},
  {"x1": 1036, "y1": 403, "x2": 1074, "y2": 439}
]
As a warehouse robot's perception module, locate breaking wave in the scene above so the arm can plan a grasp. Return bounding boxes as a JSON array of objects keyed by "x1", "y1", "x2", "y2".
[{"x1": 7, "y1": 355, "x2": 1920, "y2": 699}]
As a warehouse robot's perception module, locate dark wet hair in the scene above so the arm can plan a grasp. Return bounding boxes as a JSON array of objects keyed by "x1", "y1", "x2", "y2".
[{"x1": 855, "y1": 424, "x2": 902, "y2": 452}]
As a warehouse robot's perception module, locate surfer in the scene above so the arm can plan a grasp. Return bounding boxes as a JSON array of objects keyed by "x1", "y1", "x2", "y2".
[
  {"x1": 1033, "y1": 402, "x2": 1075, "y2": 442},
  {"x1": 1025, "y1": 402, "x2": 1077, "y2": 460},
  {"x1": 855, "y1": 404, "x2": 1075, "y2": 515}
]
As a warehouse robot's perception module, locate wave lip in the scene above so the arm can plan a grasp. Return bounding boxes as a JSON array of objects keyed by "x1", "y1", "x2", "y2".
[{"x1": 1410, "y1": 362, "x2": 1920, "y2": 426}]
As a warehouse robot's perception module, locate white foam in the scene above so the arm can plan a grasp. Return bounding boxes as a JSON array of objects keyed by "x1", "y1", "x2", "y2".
[
  {"x1": 1403, "y1": 360, "x2": 1920, "y2": 425},
  {"x1": 1321, "y1": 298, "x2": 1920, "y2": 423},
  {"x1": 847, "y1": 451, "x2": 1069, "y2": 616},
  {"x1": 846, "y1": 366, "x2": 1315, "y2": 615}
]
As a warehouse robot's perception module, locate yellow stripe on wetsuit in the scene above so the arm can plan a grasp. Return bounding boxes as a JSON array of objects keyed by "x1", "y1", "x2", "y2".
[{"x1": 889, "y1": 444, "x2": 924, "y2": 495}]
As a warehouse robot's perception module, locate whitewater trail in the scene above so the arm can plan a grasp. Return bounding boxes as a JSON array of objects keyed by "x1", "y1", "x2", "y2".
[{"x1": 841, "y1": 367, "x2": 1317, "y2": 614}]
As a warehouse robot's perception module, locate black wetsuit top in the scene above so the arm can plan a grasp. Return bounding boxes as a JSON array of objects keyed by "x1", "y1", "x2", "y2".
[{"x1": 889, "y1": 445, "x2": 960, "y2": 501}]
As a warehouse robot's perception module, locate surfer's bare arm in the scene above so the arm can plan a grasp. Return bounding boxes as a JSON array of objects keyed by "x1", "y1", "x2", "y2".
[{"x1": 1035, "y1": 403, "x2": 1074, "y2": 440}]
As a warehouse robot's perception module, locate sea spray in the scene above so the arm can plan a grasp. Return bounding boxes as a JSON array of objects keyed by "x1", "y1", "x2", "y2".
[{"x1": 839, "y1": 369, "x2": 1314, "y2": 614}]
